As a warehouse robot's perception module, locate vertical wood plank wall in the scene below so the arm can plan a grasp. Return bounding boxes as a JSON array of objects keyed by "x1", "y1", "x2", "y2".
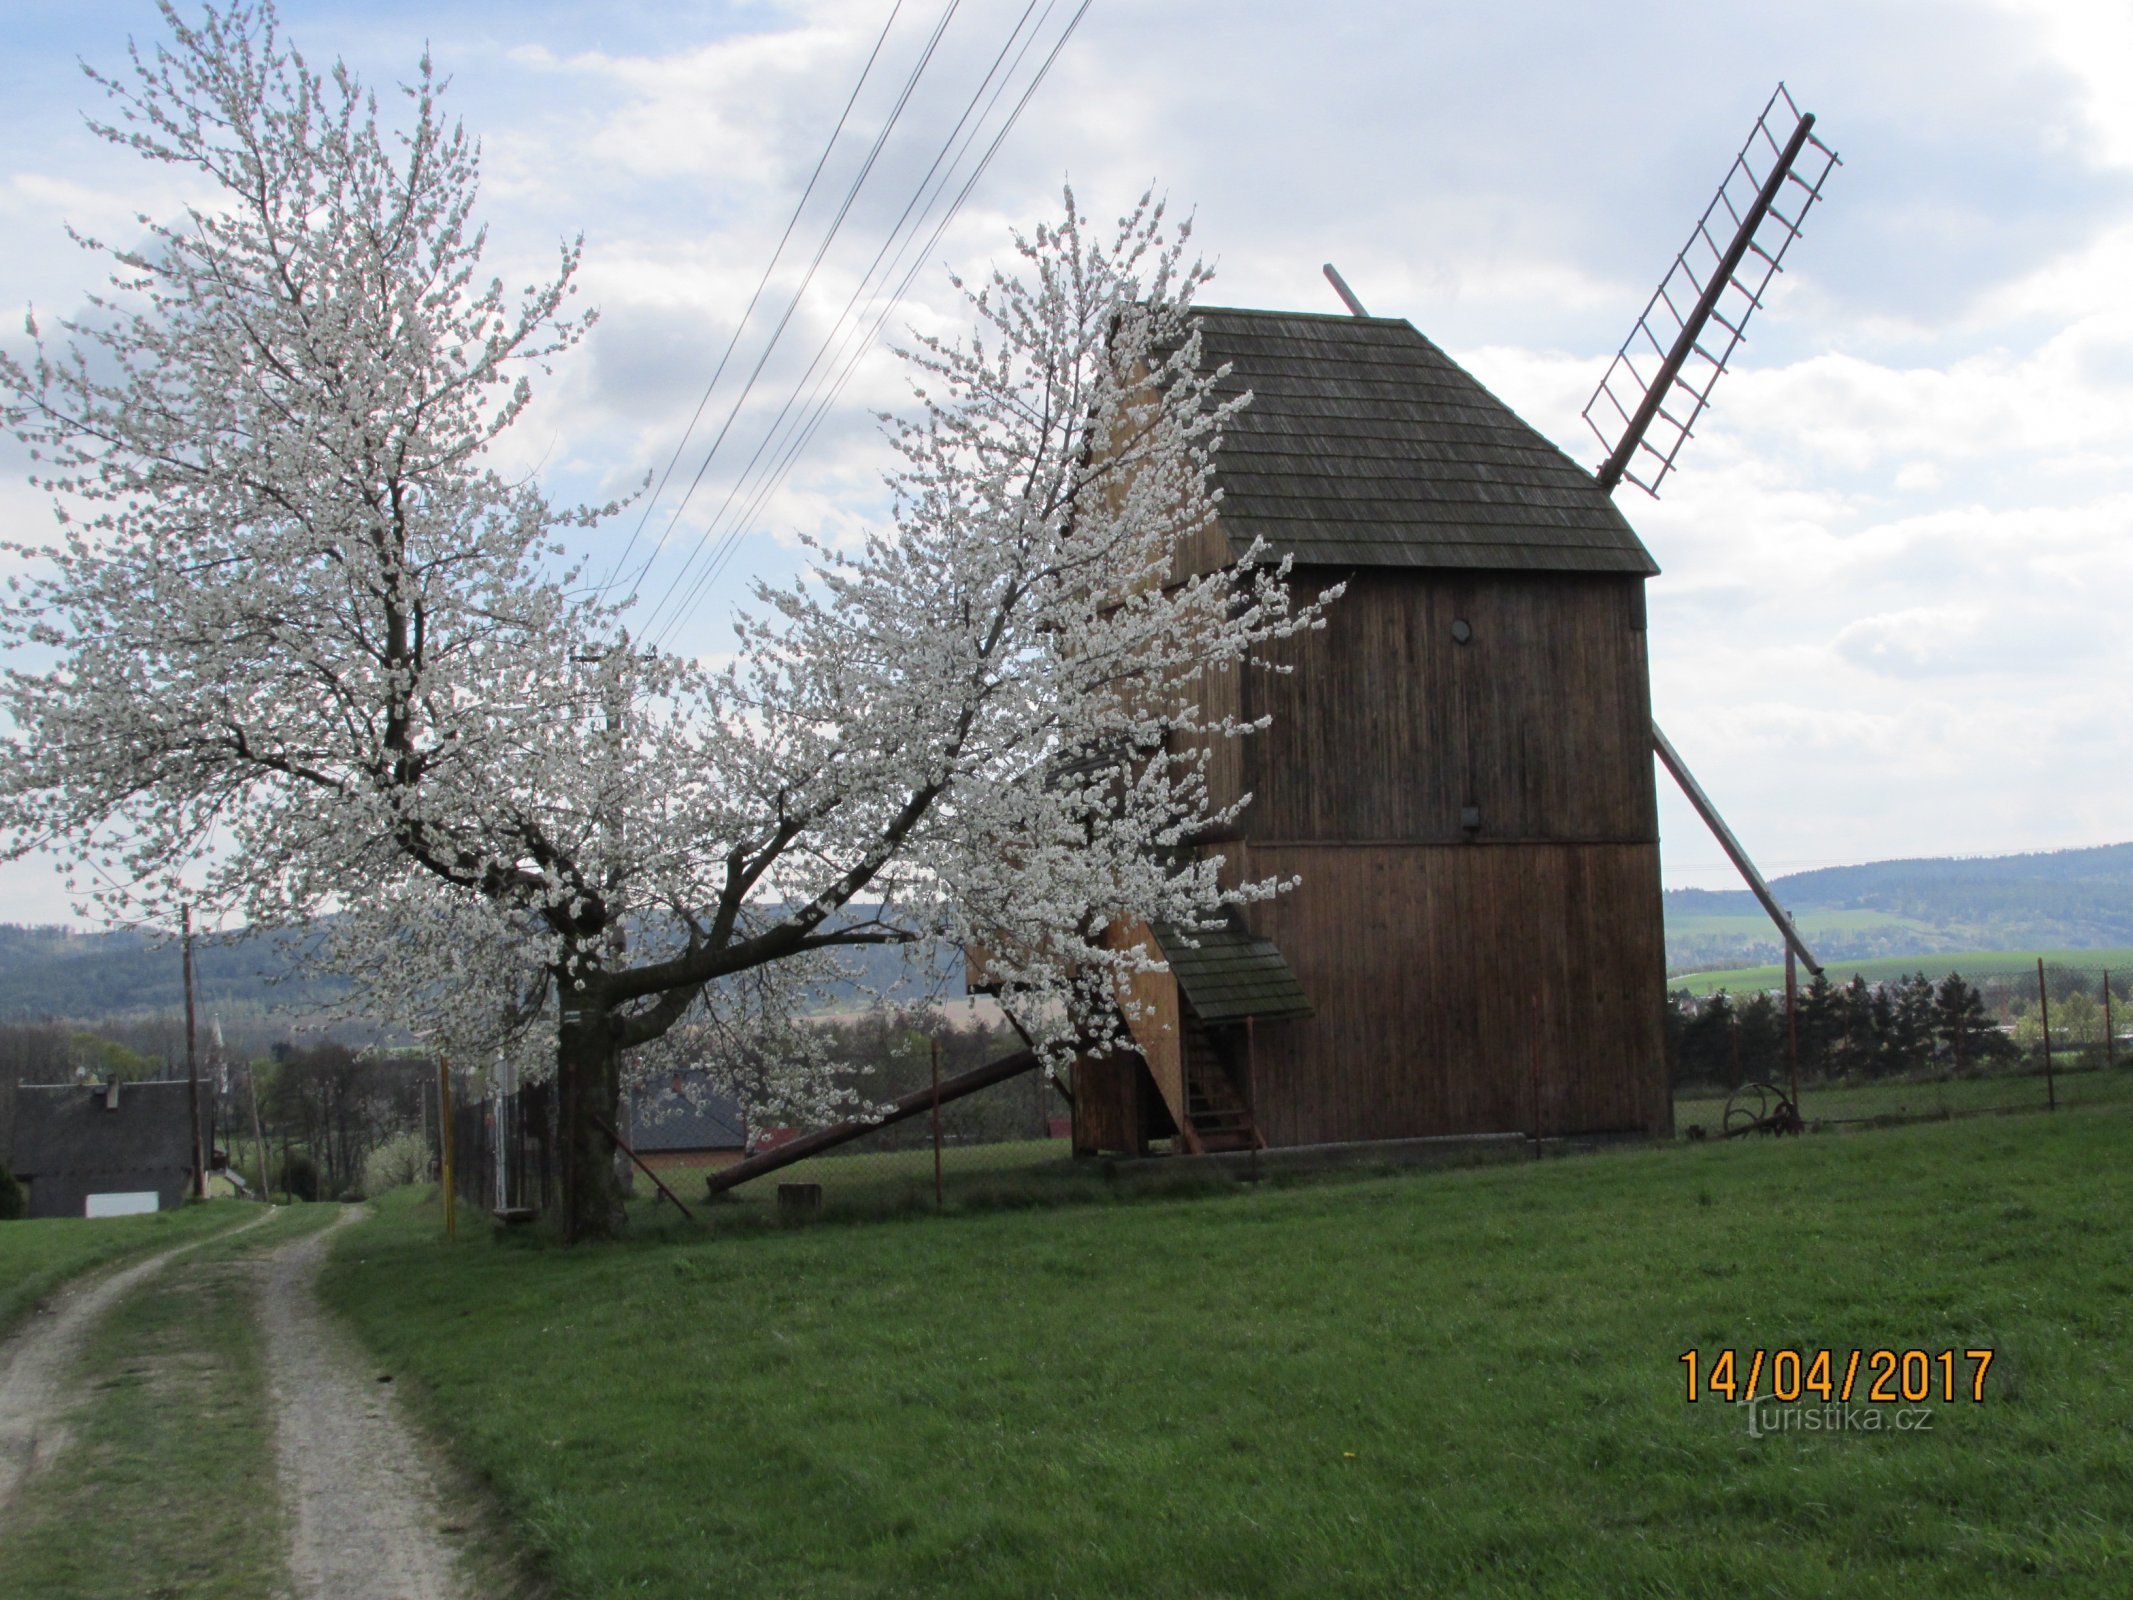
[
  {"x1": 1239, "y1": 842, "x2": 1670, "y2": 1143},
  {"x1": 1193, "y1": 564, "x2": 1670, "y2": 1145}
]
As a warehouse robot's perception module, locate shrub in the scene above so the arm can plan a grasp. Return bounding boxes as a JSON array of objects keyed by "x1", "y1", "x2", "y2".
[
  {"x1": 358, "y1": 1131, "x2": 431, "y2": 1199},
  {"x1": 0, "y1": 1160, "x2": 23, "y2": 1220}
]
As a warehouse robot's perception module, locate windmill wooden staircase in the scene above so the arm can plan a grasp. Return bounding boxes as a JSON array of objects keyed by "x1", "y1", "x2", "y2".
[{"x1": 1181, "y1": 1021, "x2": 1263, "y2": 1153}]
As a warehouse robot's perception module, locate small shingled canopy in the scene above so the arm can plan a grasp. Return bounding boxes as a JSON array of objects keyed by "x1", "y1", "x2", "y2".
[{"x1": 1149, "y1": 917, "x2": 1313, "y2": 1025}]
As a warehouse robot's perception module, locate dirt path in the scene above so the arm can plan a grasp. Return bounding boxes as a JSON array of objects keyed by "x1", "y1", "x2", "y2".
[
  {"x1": 259, "y1": 1206, "x2": 471, "y2": 1600},
  {"x1": 0, "y1": 1210, "x2": 269, "y2": 1509}
]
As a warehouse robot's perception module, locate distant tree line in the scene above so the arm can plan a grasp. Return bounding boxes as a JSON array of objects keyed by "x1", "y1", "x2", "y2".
[{"x1": 1667, "y1": 972, "x2": 2029, "y2": 1090}]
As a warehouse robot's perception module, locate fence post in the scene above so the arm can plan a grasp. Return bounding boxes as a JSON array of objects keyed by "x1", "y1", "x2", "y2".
[
  {"x1": 2106, "y1": 971, "x2": 2116, "y2": 1073},
  {"x1": 930, "y1": 1035, "x2": 944, "y2": 1209},
  {"x1": 2036, "y1": 959, "x2": 2056, "y2": 1113},
  {"x1": 1785, "y1": 948, "x2": 1801, "y2": 1113},
  {"x1": 1529, "y1": 990, "x2": 1544, "y2": 1160},
  {"x1": 439, "y1": 1054, "x2": 457, "y2": 1238}
]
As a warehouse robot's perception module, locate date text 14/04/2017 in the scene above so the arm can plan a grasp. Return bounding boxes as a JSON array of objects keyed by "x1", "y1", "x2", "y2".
[{"x1": 1681, "y1": 1348, "x2": 1994, "y2": 1405}]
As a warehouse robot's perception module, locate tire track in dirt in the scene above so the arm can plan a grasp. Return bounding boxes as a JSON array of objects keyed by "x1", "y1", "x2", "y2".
[
  {"x1": 0, "y1": 1209, "x2": 271, "y2": 1510},
  {"x1": 259, "y1": 1205, "x2": 470, "y2": 1600}
]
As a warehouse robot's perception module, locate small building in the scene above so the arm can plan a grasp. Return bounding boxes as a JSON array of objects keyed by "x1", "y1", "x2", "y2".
[
  {"x1": 1059, "y1": 307, "x2": 1671, "y2": 1155},
  {"x1": 626, "y1": 1074, "x2": 750, "y2": 1177},
  {"x1": 9, "y1": 1079, "x2": 199, "y2": 1218}
]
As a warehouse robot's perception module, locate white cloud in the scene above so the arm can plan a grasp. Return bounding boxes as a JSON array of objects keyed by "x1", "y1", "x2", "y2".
[{"x1": 2, "y1": 0, "x2": 2131, "y2": 919}]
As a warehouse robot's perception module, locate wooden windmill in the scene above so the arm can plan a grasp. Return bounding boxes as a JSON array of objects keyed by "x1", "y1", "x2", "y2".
[
  {"x1": 1331, "y1": 83, "x2": 1842, "y2": 984},
  {"x1": 707, "y1": 88, "x2": 1846, "y2": 1190},
  {"x1": 1049, "y1": 84, "x2": 1849, "y2": 1161}
]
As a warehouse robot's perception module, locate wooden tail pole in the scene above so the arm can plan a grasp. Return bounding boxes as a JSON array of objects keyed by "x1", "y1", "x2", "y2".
[
  {"x1": 1652, "y1": 720, "x2": 1821, "y2": 976},
  {"x1": 707, "y1": 1050, "x2": 1041, "y2": 1197},
  {"x1": 1322, "y1": 262, "x2": 1370, "y2": 318}
]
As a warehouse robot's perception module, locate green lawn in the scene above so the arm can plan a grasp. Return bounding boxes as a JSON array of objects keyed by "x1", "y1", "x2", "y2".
[
  {"x1": 1668, "y1": 946, "x2": 2133, "y2": 996},
  {"x1": 0, "y1": 1200, "x2": 252, "y2": 1337},
  {"x1": 1673, "y1": 1062, "x2": 2133, "y2": 1134},
  {"x1": 326, "y1": 1108, "x2": 2133, "y2": 1598}
]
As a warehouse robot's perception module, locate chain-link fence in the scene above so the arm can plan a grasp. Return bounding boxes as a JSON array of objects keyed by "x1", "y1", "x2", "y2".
[
  {"x1": 1669, "y1": 959, "x2": 2132, "y2": 1139},
  {"x1": 446, "y1": 1016, "x2": 1087, "y2": 1225},
  {"x1": 708, "y1": 1064, "x2": 1080, "y2": 1217}
]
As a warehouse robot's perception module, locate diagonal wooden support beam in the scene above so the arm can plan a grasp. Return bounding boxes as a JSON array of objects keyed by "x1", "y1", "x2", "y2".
[
  {"x1": 704, "y1": 1048, "x2": 1041, "y2": 1197},
  {"x1": 1653, "y1": 720, "x2": 1821, "y2": 975}
]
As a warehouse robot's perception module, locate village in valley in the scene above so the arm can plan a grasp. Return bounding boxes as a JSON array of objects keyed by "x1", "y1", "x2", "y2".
[{"x1": 1, "y1": 3, "x2": 2128, "y2": 1597}]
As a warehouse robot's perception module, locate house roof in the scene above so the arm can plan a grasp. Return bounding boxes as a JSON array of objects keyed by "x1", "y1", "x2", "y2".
[
  {"x1": 628, "y1": 1076, "x2": 748, "y2": 1153},
  {"x1": 1190, "y1": 308, "x2": 1658, "y2": 576},
  {"x1": 1150, "y1": 919, "x2": 1313, "y2": 1025},
  {"x1": 9, "y1": 1079, "x2": 196, "y2": 1180}
]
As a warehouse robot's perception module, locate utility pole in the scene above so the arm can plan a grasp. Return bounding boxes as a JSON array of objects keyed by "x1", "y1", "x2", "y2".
[
  {"x1": 183, "y1": 904, "x2": 206, "y2": 1200},
  {"x1": 247, "y1": 1053, "x2": 271, "y2": 1204}
]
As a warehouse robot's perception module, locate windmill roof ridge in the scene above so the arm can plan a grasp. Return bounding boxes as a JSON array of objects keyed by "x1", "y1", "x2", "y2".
[{"x1": 1187, "y1": 305, "x2": 1659, "y2": 577}]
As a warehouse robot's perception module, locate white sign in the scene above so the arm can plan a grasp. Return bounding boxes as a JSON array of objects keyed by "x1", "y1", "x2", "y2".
[{"x1": 84, "y1": 1191, "x2": 159, "y2": 1217}]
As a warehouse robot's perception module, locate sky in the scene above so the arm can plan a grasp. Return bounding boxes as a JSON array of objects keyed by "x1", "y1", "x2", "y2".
[{"x1": 0, "y1": 0, "x2": 2128, "y2": 924}]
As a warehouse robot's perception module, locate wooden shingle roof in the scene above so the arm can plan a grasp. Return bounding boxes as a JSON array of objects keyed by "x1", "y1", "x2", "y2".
[
  {"x1": 1192, "y1": 308, "x2": 1659, "y2": 576},
  {"x1": 1150, "y1": 919, "x2": 1313, "y2": 1025}
]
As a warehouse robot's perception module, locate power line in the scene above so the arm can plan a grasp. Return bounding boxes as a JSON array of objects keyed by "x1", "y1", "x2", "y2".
[
  {"x1": 636, "y1": 0, "x2": 1059, "y2": 643},
  {"x1": 643, "y1": 0, "x2": 1092, "y2": 652},
  {"x1": 618, "y1": 0, "x2": 967, "y2": 608},
  {"x1": 596, "y1": 0, "x2": 911, "y2": 597},
  {"x1": 662, "y1": 0, "x2": 1086, "y2": 640}
]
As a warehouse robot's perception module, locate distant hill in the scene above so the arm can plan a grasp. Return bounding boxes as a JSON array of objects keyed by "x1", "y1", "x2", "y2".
[
  {"x1": 1665, "y1": 843, "x2": 2133, "y2": 973},
  {"x1": 0, "y1": 913, "x2": 962, "y2": 1024},
  {"x1": 0, "y1": 923, "x2": 343, "y2": 1021}
]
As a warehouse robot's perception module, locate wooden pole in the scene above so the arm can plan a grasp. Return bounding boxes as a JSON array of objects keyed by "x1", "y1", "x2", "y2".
[
  {"x1": 247, "y1": 1056, "x2": 270, "y2": 1206},
  {"x1": 589, "y1": 1114, "x2": 696, "y2": 1222},
  {"x1": 439, "y1": 1055, "x2": 457, "y2": 1238},
  {"x1": 2037, "y1": 959, "x2": 2056, "y2": 1112},
  {"x1": 706, "y1": 1049, "x2": 1040, "y2": 1196},
  {"x1": 1653, "y1": 723, "x2": 1822, "y2": 975},
  {"x1": 931, "y1": 1036, "x2": 944, "y2": 1209},
  {"x1": 1785, "y1": 948, "x2": 1801, "y2": 1111},
  {"x1": 182, "y1": 905, "x2": 206, "y2": 1200},
  {"x1": 2105, "y1": 971, "x2": 2115, "y2": 1073},
  {"x1": 1530, "y1": 990, "x2": 1544, "y2": 1160}
]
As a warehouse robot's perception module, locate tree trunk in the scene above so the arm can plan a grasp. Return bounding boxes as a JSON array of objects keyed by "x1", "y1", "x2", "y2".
[{"x1": 555, "y1": 993, "x2": 627, "y2": 1242}]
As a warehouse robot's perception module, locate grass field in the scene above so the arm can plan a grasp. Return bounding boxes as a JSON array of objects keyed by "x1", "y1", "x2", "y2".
[
  {"x1": 1667, "y1": 946, "x2": 2133, "y2": 995},
  {"x1": 325, "y1": 1106, "x2": 2133, "y2": 1598},
  {"x1": 0, "y1": 1207, "x2": 329, "y2": 1600},
  {"x1": 1673, "y1": 1061, "x2": 2133, "y2": 1133},
  {"x1": 0, "y1": 1200, "x2": 251, "y2": 1337},
  {"x1": 1667, "y1": 907, "x2": 1942, "y2": 941}
]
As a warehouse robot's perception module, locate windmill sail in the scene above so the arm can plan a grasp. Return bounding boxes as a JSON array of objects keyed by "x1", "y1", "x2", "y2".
[{"x1": 1584, "y1": 84, "x2": 1840, "y2": 497}]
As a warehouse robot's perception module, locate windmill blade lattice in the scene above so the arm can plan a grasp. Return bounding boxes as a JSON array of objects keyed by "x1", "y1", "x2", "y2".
[{"x1": 1584, "y1": 84, "x2": 1840, "y2": 497}]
